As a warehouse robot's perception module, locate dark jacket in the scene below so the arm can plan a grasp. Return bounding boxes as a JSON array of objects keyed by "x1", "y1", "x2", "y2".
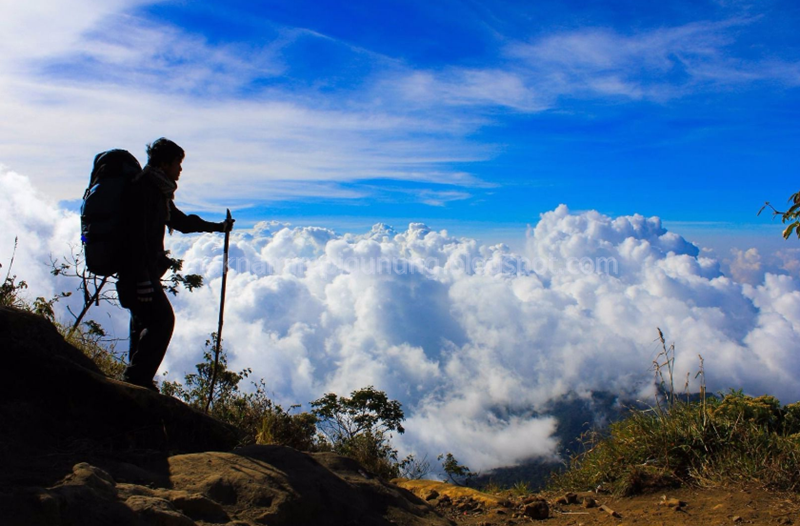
[{"x1": 119, "y1": 172, "x2": 222, "y2": 286}]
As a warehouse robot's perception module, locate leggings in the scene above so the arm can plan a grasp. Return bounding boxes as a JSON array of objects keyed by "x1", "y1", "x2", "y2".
[{"x1": 122, "y1": 282, "x2": 175, "y2": 385}]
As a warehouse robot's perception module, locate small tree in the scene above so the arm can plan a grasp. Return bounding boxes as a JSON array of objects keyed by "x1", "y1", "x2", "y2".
[
  {"x1": 311, "y1": 386, "x2": 405, "y2": 478},
  {"x1": 438, "y1": 452, "x2": 476, "y2": 486},
  {"x1": 398, "y1": 454, "x2": 431, "y2": 480},
  {"x1": 50, "y1": 246, "x2": 203, "y2": 336},
  {"x1": 2, "y1": 238, "x2": 126, "y2": 377},
  {"x1": 161, "y1": 333, "x2": 252, "y2": 418}
]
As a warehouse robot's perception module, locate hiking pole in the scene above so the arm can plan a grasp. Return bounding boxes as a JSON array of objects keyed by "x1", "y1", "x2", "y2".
[{"x1": 205, "y1": 209, "x2": 232, "y2": 413}]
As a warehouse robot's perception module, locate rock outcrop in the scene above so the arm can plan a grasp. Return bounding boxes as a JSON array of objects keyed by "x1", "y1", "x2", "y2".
[
  {"x1": 0, "y1": 307, "x2": 451, "y2": 526},
  {"x1": 1, "y1": 449, "x2": 449, "y2": 526}
]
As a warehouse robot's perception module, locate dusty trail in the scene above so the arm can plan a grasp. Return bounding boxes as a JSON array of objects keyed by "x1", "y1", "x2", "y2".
[{"x1": 396, "y1": 479, "x2": 800, "y2": 526}]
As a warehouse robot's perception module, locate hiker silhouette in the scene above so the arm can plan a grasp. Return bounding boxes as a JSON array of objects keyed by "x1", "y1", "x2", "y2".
[{"x1": 115, "y1": 138, "x2": 234, "y2": 391}]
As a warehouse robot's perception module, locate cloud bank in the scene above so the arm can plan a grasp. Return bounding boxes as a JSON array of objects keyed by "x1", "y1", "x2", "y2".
[{"x1": 4, "y1": 168, "x2": 800, "y2": 472}]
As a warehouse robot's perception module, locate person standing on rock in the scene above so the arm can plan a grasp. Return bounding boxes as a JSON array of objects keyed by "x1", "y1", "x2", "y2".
[{"x1": 117, "y1": 138, "x2": 234, "y2": 391}]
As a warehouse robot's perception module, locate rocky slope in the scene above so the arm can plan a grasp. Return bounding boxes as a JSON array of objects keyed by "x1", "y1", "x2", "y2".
[{"x1": 0, "y1": 306, "x2": 451, "y2": 526}]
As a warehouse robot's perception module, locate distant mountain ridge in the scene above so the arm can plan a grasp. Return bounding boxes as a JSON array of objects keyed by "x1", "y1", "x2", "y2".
[{"x1": 474, "y1": 391, "x2": 629, "y2": 490}]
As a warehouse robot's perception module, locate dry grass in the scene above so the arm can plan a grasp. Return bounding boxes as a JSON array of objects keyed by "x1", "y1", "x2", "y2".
[{"x1": 550, "y1": 330, "x2": 800, "y2": 495}]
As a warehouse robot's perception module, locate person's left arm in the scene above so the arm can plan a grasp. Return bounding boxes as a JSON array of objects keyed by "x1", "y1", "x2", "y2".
[{"x1": 168, "y1": 202, "x2": 232, "y2": 233}]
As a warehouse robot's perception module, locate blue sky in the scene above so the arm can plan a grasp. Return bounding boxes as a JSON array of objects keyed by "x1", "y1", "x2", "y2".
[{"x1": 1, "y1": 0, "x2": 799, "y2": 252}]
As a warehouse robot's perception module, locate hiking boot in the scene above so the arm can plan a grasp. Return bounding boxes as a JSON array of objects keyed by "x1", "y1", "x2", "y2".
[{"x1": 123, "y1": 376, "x2": 160, "y2": 393}]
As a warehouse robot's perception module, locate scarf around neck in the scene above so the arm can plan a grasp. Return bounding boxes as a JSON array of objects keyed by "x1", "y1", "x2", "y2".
[{"x1": 137, "y1": 164, "x2": 178, "y2": 222}]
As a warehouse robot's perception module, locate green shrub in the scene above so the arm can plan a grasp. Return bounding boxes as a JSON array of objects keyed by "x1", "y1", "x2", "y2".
[
  {"x1": 552, "y1": 330, "x2": 800, "y2": 494},
  {"x1": 311, "y1": 386, "x2": 406, "y2": 479},
  {"x1": 711, "y1": 392, "x2": 782, "y2": 431},
  {"x1": 256, "y1": 402, "x2": 318, "y2": 451},
  {"x1": 479, "y1": 479, "x2": 505, "y2": 495},
  {"x1": 510, "y1": 480, "x2": 531, "y2": 496},
  {"x1": 784, "y1": 403, "x2": 800, "y2": 435}
]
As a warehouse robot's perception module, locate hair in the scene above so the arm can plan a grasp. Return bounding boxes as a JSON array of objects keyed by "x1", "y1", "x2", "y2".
[{"x1": 146, "y1": 138, "x2": 185, "y2": 167}]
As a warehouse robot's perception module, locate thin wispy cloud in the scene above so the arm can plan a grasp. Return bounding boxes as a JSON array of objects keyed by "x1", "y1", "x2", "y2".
[
  {"x1": 389, "y1": 17, "x2": 800, "y2": 112},
  {"x1": 59, "y1": 16, "x2": 286, "y2": 95},
  {"x1": 0, "y1": 0, "x2": 150, "y2": 66},
  {"x1": 0, "y1": 1, "x2": 491, "y2": 206},
  {"x1": 4, "y1": 2, "x2": 795, "y2": 206},
  {"x1": 385, "y1": 69, "x2": 549, "y2": 112}
]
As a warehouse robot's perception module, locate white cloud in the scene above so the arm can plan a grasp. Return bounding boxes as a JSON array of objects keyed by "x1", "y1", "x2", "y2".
[
  {"x1": 724, "y1": 246, "x2": 800, "y2": 287},
  {"x1": 728, "y1": 247, "x2": 763, "y2": 285},
  {"x1": 508, "y1": 18, "x2": 800, "y2": 101},
  {"x1": 0, "y1": 0, "x2": 151, "y2": 67},
  {"x1": 387, "y1": 69, "x2": 548, "y2": 112},
  {"x1": 159, "y1": 197, "x2": 800, "y2": 471},
  {"x1": 0, "y1": 77, "x2": 486, "y2": 205},
  {"x1": 0, "y1": 167, "x2": 81, "y2": 300}
]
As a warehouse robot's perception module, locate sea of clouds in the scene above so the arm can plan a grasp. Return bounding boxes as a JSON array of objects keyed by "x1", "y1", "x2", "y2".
[{"x1": 3, "y1": 166, "x2": 800, "y2": 472}]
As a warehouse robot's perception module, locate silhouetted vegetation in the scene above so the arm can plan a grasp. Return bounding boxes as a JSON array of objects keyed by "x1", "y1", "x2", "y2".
[
  {"x1": 311, "y1": 386, "x2": 407, "y2": 479},
  {"x1": 2, "y1": 238, "x2": 126, "y2": 377},
  {"x1": 162, "y1": 342, "x2": 411, "y2": 478},
  {"x1": 438, "y1": 452, "x2": 476, "y2": 486},
  {"x1": 160, "y1": 336, "x2": 319, "y2": 450}
]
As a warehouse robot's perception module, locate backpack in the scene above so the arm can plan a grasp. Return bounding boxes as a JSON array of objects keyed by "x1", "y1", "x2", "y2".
[{"x1": 80, "y1": 149, "x2": 142, "y2": 276}]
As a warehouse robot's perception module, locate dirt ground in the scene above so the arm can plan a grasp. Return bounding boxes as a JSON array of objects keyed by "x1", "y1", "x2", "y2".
[{"x1": 395, "y1": 480, "x2": 800, "y2": 526}]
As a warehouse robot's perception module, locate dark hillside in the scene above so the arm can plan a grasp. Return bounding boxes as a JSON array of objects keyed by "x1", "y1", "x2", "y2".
[{"x1": 0, "y1": 306, "x2": 452, "y2": 526}]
